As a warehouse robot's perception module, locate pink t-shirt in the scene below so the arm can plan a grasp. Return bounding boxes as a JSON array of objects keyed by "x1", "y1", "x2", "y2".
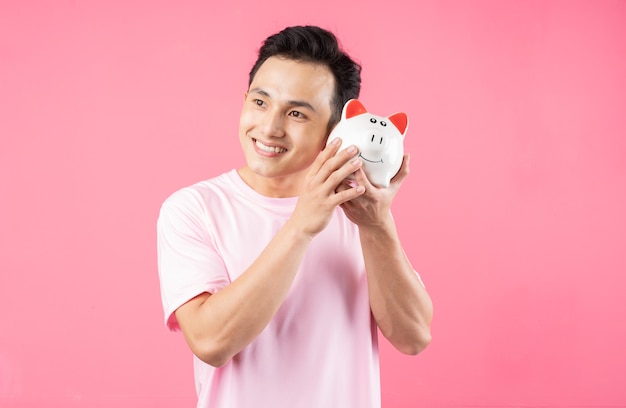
[{"x1": 157, "y1": 170, "x2": 381, "y2": 408}]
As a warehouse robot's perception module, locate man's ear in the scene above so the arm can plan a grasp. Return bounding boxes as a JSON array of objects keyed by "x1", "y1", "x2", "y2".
[
  {"x1": 326, "y1": 117, "x2": 340, "y2": 137},
  {"x1": 243, "y1": 91, "x2": 248, "y2": 101}
]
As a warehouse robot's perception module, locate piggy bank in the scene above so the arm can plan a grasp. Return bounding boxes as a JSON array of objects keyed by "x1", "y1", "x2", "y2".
[{"x1": 327, "y1": 99, "x2": 408, "y2": 188}]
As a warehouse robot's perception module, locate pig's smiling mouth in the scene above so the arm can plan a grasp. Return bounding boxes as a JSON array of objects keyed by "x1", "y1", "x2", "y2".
[{"x1": 359, "y1": 153, "x2": 383, "y2": 164}]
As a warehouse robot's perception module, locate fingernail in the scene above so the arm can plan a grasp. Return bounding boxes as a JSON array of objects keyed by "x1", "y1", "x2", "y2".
[
  {"x1": 347, "y1": 145, "x2": 357, "y2": 154},
  {"x1": 331, "y1": 138, "x2": 341, "y2": 145}
]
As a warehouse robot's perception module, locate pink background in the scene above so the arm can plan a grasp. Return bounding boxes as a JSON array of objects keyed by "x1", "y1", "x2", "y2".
[{"x1": 1, "y1": 1, "x2": 625, "y2": 407}]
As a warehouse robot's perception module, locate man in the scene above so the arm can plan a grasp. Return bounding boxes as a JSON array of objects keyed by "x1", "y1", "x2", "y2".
[{"x1": 157, "y1": 25, "x2": 433, "y2": 408}]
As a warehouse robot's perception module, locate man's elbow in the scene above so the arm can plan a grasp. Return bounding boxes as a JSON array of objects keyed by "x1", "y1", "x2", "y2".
[
  {"x1": 189, "y1": 338, "x2": 234, "y2": 368},
  {"x1": 197, "y1": 352, "x2": 230, "y2": 368},
  {"x1": 394, "y1": 326, "x2": 432, "y2": 356}
]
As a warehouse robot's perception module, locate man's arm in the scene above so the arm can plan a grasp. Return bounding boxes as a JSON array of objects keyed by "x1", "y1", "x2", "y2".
[
  {"x1": 359, "y1": 215, "x2": 433, "y2": 354},
  {"x1": 174, "y1": 139, "x2": 365, "y2": 367},
  {"x1": 174, "y1": 219, "x2": 313, "y2": 367},
  {"x1": 340, "y1": 154, "x2": 433, "y2": 354}
]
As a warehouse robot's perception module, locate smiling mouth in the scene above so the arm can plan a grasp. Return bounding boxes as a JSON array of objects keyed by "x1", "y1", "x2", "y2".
[
  {"x1": 254, "y1": 139, "x2": 287, "y2": 154},
  {"x1": 359, "y1": 153, "x2": 383, "y2": 163}
]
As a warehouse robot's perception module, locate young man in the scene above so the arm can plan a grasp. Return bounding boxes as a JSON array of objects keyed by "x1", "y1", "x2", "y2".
[{"x1": 157, "y1": 25, "x2": 433, "y2": 407}]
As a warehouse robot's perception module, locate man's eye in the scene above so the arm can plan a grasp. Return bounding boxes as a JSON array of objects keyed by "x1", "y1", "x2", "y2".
[
  {"x1": 253, "y1": 99, "x2": 265, "y2": 107},
  {"x1": 289, "y1": 111, "x2": 304, "y2": 118}
]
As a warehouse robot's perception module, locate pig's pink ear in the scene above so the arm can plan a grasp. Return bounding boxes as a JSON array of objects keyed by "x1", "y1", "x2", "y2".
[
  {"x1": 344, "y1": 99, "x2": 368, "y2": 119},
  {"x1": 388, "y1": 112, "x2": 408, "y2": 136}
]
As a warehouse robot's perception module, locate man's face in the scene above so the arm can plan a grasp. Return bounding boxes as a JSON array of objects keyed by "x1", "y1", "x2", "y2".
[{"x1": 238, "y1": 56, "x2": 335, "y2": 197}]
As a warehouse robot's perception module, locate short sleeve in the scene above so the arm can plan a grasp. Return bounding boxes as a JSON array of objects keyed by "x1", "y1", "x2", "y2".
[{"x1": 157, "y1": 187, "x2": 230, "y2": 331}]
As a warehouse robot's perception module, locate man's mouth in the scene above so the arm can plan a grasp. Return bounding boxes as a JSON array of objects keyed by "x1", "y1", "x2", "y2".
[{"x1": 254, "y1": 139, "x2": 287, "y2": 154}]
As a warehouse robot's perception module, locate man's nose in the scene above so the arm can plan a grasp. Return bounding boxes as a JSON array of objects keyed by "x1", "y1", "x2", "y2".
[{"x1": 261, "y1": 110, "x2": 286, "y2": 137}]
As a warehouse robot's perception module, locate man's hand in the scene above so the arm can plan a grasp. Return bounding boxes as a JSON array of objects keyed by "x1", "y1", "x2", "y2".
[
  {"x1": 290, "y1": 138, "x2": 366, "y2": 237},
  {"x1": 338, "y1": 153, "x2": 411, "y2": 227}
]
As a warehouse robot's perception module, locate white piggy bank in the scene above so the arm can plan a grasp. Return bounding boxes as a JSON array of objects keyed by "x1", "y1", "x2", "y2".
[{"x1": 327, "y1": 99, "x2": 408, "y2": 188}]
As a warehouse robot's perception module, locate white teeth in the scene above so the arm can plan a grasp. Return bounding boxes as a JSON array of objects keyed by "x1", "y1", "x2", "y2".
[{"x1": 255, "y1": 140, "x2": 287, "y2": 153}]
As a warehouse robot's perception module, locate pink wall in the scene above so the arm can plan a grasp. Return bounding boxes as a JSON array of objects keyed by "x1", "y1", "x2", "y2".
[{"x1": 1, "y1": 1, "x2": 625, "y2": 407}]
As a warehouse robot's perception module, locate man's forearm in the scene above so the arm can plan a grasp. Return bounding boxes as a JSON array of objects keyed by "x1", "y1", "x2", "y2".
[
  {"x1": 175, "y1": 219, "x2": 313, "y2": 367},
  {"x1": 360, "y1": 215, "x2": 433, "y2": 354}
]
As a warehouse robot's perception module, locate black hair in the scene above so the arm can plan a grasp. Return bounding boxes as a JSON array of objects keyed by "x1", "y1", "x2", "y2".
[{"x1": 248, "y1": 25, "x2": 362, "y2": 129}]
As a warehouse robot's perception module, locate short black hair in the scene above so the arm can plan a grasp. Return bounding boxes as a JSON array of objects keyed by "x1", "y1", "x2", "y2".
[{"x1": 248, "y1": 25, "x2": 362, "y2": 130}]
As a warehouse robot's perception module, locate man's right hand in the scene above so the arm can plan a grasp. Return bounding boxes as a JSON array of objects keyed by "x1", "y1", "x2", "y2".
[{"x1": 290, "y1": 137, "x2": 366, "y2": 238}]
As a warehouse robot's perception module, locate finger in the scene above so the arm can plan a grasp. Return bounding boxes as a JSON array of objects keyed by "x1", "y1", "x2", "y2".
[
  {"x1": 325, "y1": 152, "x2": 363, "y2": 189},
  {"x1": 316, "y1": 144, "x2": 361, "y2": 187},
  {"x1": 308, "y1": 137, "x2": 343, "y2": 178},
  {"x1": 332, "y1": 183, "x2": 365, "y2": 206},
  {"x1": 390, "y1": 153, "x2": 410, "y2": 186},
  {"x1": 351, "y1": 167, "x2": 374, "y2": 191},
  {"x1": 335, "y1": 178, "x2": 353, "y2": 193}
]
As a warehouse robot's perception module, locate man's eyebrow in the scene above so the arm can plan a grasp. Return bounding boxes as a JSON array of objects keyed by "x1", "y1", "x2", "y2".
[
  {"x1": 249, "y1": 88, "x2": 271, "y2": 98},
  {"x1": 289, "y1": 99, "x2": 316, "y2": 112},
  {"x1": 249, "y1": 87, "x2": 316, "y2": 112}
]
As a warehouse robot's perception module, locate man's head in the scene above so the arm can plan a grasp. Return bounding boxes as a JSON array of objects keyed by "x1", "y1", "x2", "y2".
[{"x1": 248, "y1": 25, "x2": 362, "y2": 130}]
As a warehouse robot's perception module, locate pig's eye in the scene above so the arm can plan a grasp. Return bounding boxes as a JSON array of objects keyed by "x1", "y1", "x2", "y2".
[
  {"x1": 370, "y1": 118, "x2": 377, "y2": 124},
  {"x1": 380, "y1": 121, "x2": 387, "y2": 127}
]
